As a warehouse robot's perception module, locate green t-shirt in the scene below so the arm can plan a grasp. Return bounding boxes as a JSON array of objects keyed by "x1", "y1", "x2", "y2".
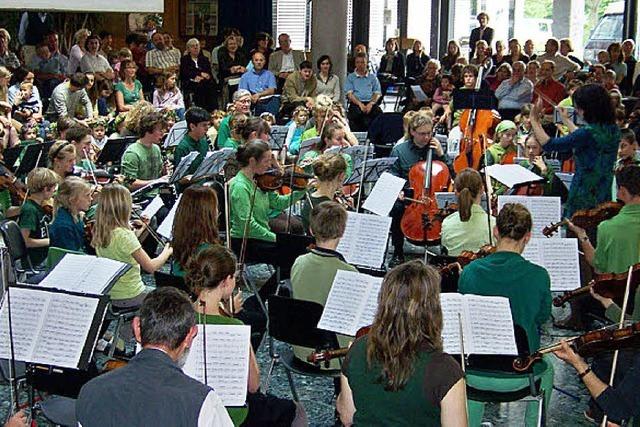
[
  {"x1": 114, "y1": 80, "x2": 143, "y2": 105},
  {"x1": 18, "y1": 199, "x2": 51, "y2": 266},
  {"x1": 121, "y1": 141, "x2": 164, "y2": 182},
  {"x1": 216, "y1": 116, "x2": 232, "y2": 149},
  {"x1": 171, "y1": 242, "x2": 212, "y2": 278},
  {"x1": 173, "y1": 134, "x2": 210, "y2": 175},
  {"x1": 200, "y1": 313, "x2": 249, "y2": 426},
  {"x1": 96, "y1": 227, "x2": 145, "y2": 300},
  {"x1": 441, "y1": 204, "x2": 495, "y2": 257},
  {"x1": 343, "y1": 336, "x2": 463, "y2": 426}
]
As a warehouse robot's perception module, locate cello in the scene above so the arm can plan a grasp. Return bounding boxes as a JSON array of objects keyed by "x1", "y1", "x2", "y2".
[
  {"x1": 400, "y1": 146, "x2": 450, "y2": 244},
  {"x1": 453, "y1": 67, "x2": 495, "y2": 174}
]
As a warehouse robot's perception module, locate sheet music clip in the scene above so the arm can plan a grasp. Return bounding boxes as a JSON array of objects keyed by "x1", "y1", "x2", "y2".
[
  {"x1": 96, "y1": 137, "x2": 137, "y2": 166},
  {"x1": 298, "y1": 137, "x2": 320, "y2": 157},
  {"x1": 268, "y1": 125, "x2": 289, "y2": 151},
  {"x1": 15, "y1": 142, "x2": 53, "y2": 178},
  {"x1": 344, "y1": 157, "x2": 398, "y2": 185},
  {"x1": 192, "y1": 148, "x2": 236, "y2": 181},
  {"x1": 164, "y1": 121, "x2": 188, "y2": 149},
  {"x1": 170, "y1": 151, "x2": 199, "y2": 184}
]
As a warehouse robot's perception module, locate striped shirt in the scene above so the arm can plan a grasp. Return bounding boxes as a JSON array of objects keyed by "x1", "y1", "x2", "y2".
[{"x1": 145, "y1": 48, "x2": 180, "y2": 70}]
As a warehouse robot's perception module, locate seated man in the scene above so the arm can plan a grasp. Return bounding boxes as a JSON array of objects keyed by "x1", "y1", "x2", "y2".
[
  {"x1": 280, "y1": 60, "x2": 317, "y2": 119},
  {"x1": 291, "y1": 201, "x2": 356, "y2": 369},
  {"x1": 29, "y1": 42, "x2": 66, "y2": 99},
  {"x1": 345, "y1": 52, "x2": 382, "y2": 132},
  {"x1": 239, "y1": 51, "x2": 279, "y2": 116},
  {"x1": 174, "y1": 107, "x2": 210, "y2": 176},
  {"x1": 268, "y1": 33, "x2": 306, "y2": 91},
  {"x1": 76, "y1": 287, "x2": 233, "y2": 426},
  {"x1": 46, "y1": 73, "x2": 93, "y2": 122},
  {"x1": 533, "y1": 60, "x2": 566, "y2": 114},
  {"x1": 146, "y1": 32, "x2": 180, "y2": 79}
]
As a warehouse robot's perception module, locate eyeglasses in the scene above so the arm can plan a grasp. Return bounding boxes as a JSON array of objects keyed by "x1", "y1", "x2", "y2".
[{"x1": 237, "y1": 99, "x2": 252, "y2": 104}]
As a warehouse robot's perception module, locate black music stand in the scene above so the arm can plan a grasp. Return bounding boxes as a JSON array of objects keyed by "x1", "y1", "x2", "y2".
[
  {"x1": 344, "y1": 157, "x2": 398, "y2": 186},
  {"x1": 298, "y1": 137, "x2": 320, "y2": 157},
  {"x1": 192, "y1": 148, "x2": 236, "y2": 181},
  {"x1": 96, "y1": 137, "x2": 136, "y2": 166},
  {"x1": 452, "y1": 87, "x2": 496, "y2": 111},
  {"x1": 269, "y1": 125, "x2": 288, "y2": 151},
  {"x1": 3, "y1": 146, "x2": 22, "y2": 170},
  {"x1": 170, "y1": 151, "x2": 199, "y2": 184},
  {"x1": 15, "y1": 142, "x2": 53, "y2": 178}
]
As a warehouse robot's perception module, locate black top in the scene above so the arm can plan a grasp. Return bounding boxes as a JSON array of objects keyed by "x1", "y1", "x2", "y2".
[
  {"x1": 406, "y1": 52, "x2": 430, "y2": 79},
  {"x1": 218, "y1": 48, "x2": 248, "y2": 80},
  {"x1": 468, "y1": 26, "x2": 494, "y2": 59},
  {"x1": 180, "y1": 53, "x2": 213, "y2": 88},
  {"x1": 378, "y1": 53, "x2": 405, "y2": 79},
  {"x1": 25, "y1": 12, "x2": 54, "y2": 46}
]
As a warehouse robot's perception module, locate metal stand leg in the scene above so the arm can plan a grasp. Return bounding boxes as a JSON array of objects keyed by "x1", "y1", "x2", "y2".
[
  {"x1": 285, "y1": 368, "x2": 300, "y2": 402},
  {"x1": 264, "y1": 354, "x2": 278, "y2": 393}
]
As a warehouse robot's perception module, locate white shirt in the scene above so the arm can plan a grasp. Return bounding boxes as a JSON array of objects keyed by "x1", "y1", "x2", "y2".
[
  {"x1": 281, "y1": 52, "x2": 295, "y2": 73},
  {"x1": 198, "y1": 391, "x2": 234, "y2": 427}
]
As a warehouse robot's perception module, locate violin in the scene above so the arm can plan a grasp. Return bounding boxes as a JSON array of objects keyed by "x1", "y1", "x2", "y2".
[
  {"x1": 307, "y1": 326, "x2": 370, "y2": 367},
  {"x1": 513, "y1": 321, "x2": 640, "y2": 372},
  {"x1": 400, "y1": 148, "x2": 451, "y2": 244},
  {"x1": 542, "y1": 201, "x2": 623, "y2": 237},
  {"x1": 255, "y1": 164, "x2": 312, "y2": 192},
  {"x1": 0, "y1": 161, "x2": 27, "y2": 205},
  {"x1": 552, "y1": 262, "x2": 640, "y2": 307},
  {"x1": 438, "y1": 245, "x2": 497, "y2": 278}
]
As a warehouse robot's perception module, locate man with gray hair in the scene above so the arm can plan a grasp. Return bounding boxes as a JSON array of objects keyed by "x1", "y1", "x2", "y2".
[
  {"x1": 536, "y1": 37, "x2": 579, "y2": 80},
  {"x1": 216, "y1": 89, "x2": 252, "y2": 149},
  {"x1": 494, "y1": 61, "x2": 533, "y2": 120}
]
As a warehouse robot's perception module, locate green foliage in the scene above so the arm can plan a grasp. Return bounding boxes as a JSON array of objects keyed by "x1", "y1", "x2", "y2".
[{"x1": 524, "y1": 0, "x2": 553, "y2": 19}]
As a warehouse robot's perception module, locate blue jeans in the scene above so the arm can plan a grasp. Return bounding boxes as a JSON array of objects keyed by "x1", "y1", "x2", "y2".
[{"x1": 254, "y1": 96, "x2": 280, "y2": 117}]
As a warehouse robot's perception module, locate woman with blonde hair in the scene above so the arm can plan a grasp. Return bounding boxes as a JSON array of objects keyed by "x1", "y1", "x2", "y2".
[
  {"x1": 337, "y1": 260, "x2": 467, "y2": 426},
  {"x1": 48, "y1": 140, "x2": 77, "y2": 180},
  {"x1": 301, "y1": 153, "x2": 348, "y2": 231},
  {"x1": 68, "y1": 28, "x2": 91, "y2": 75},
  {"x1": 49, "y1": 176, "x2": 92, "y2": 252},
  {"x1": 92, "y1": 183, "x2": 172, "y2": 308},
  {"x1": 441, "y1": 168, "x2": 494, "y2": 256}
]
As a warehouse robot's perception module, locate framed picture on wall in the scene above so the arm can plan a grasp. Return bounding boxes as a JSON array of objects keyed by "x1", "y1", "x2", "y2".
[{"x1": 180, "y1": 0, "x2": 219, "y2": 37}]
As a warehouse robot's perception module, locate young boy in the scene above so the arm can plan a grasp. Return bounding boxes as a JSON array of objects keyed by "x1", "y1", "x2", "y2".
[
  {"x1": 66, "y1": 125, "x2": 95, "y2": 172},
  {"x1": 612, "y1": 128, "x2": 640, "y2": 199},
  {"x1": 19, "y1": 167, "x2": 58, "y2": 267},
  {"x1": 12, "y1": 82, "x2": 43, "y2": 124},
  {"x1": 173, "y1": 106, "x2": 210, "y2": 175},
  {"x1": 206, "y1": 110, "x2": 226, "y2": 146},
  {"x1": 290, "y1": 201, "x2": 356, "y2": 369},
  {"x1": 90, "y1": 119, "x2": 108, "y2": 151}
]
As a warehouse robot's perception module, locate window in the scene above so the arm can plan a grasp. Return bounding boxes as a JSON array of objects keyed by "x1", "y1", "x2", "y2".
[{"x1": 273, "y1": 0, "x2": 310, "y2": 50}]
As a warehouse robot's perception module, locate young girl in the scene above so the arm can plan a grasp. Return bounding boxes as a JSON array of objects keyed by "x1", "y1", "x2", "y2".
[
  {"x1": 48, "y1": 140, "x2": 77, "y2": 180},
  {"x1": 301, "y1": 153, "x2": 348, "y2": 232},
  {"x1": 486, "y1": 120, "x2": 517, "y2": 166},
  {"x1": 90, "y1": 118, "x2": 108, "y2": 151},
  {"x1": 285, "y1": 105, "x2": 309, "y2": 155},
  {"x1": 219, "y1": 112, "x2": 248, "y2": 149},
  {"x1": 298, "y1": 122, "x2": 354, "y2": 177},
  {"x1": 515, "y1": 103, "x2": 532, "y2": 155},
  {"x1": 185, "y1": 245, "x2": 304, "y2": 427},
  {"x1": 19, "y1": 121, "x2": 39, "y2": 144},
  {"x1": 152, "y1": 72, "x2": 185, "y2": 120},
  {"x1": 49, "y1": 176, "x2": 92, "y2": 252},
  {"x1": 95, "y1": 80, "x2": 116, "y2": 117},
  {"x1": 432, "y1": 74, "x2": 454, "y2": 115},
  {"x1": 19, "y1": 167, "x2": 58, "y2": 267},
  {"x1": 92, "y1": 183, "x2": 172, "y2": 308},
  {"x1": 207, "y1": 109, "x2": 226, "y2": 144},
  {"x1": 441, "y1": 168, "x2": 494, "y2": 256}
]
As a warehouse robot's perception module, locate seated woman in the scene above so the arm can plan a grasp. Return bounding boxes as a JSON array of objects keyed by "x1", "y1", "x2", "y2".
[
  {"x1": 301, "y1": 153, "x2": 349, "y2": 231},
  {"x1": 185, "y1": 245, "x2": 306, "y2": 427},
  {"x1": 458, "y1": 203, "x2": 553, "y2": 427},
  {"x1": 114, "y1": 59, "x2": 144, "y2": 113},
  {"x1": 92, "y1": 184, "x2": 172, "y2": 308},
  {"x1": 229, "y1": 141, "x2": 307, "y2": 295},
  {"x1": 337, "y1": 260, "x2": 467, "y2": 426},
  {"x1": 441, "y1": 168, "x2": 494, "y2": 256},
  {"x1": 49, "y1": 176, "x2": 92, "y2": 252}
]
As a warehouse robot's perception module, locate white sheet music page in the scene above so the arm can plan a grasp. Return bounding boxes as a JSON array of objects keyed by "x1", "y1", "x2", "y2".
[
  {"x1": 464, "y1": 295, "x2": 518, "y2": 355},
  {"x1": 485, "y1": 164, "x2": 543, "y2": 188},
  {"x1": 497, "y1": 196, "x2": 561, "y2": 238},
  {"x1": 182, "y1": 324, "x2": 250, "y2": 407},
  {"x1": 337, "y1": 212, "x2": 391, "y2": 268},
  {"x1": 440, "y1": 293, "x2": 471, "y2": 355},
  {"x1": 33, "y1": 293, "x2": 99, "y2": 368},
  {"x1": 157, "y1": 194, "x2": 183, "y2": 239},
  {"x1": 522, "y1": 238, "x2": 580, "y2": 291},
  {"x1": 362, "y1": 172, "x2": 406, "y2": 216},
  {"x1": 0, "y1": 287, "x2": 49, "y2": 361},
  {"x1": 39, "y1": 254, "x2": 127, "y2": 294},
  {"x1": 140, "y1": 195, "x2": 165, "y2": 220},
  {"x1": 317, "y1": 270, "x2": 383, "y2": 336}
]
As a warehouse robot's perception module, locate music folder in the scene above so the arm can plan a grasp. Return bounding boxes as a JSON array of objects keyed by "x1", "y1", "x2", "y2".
[
  {"x1": 96, "y1": 137, "x2": 136, "y2": 165},
  {"x1": 15, "y1": 141, "x2": 53, "y2": 178},
  {"x1": 0, "y1": 285, "x2": 109, "y2": 370}
]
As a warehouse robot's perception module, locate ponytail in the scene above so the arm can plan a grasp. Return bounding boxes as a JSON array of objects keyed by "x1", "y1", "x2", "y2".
[
  {"x1": 458, "y1": 188, "x2": 473, "y2": 221},
  {"x1": 454, "y1": 168, "x2": 483, "y2": 223}
]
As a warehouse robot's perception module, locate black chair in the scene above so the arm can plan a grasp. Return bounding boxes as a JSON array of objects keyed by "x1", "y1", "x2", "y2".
[
  {"x1": 154, "y1": 271, "x2": 190, "y2": 296},
  {"x1": 465, "y1": 325, "x2": 545, "y2": 426},
  {"x1": 0, "y1": 220, "x2": 43, "y2": 279},
  {"x1": 264, "y1": 295, "x2": 341, "y2": 402}
]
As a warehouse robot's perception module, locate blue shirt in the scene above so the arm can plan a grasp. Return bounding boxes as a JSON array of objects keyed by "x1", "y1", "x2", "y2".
[
  {"x1": 344, "y1": 71, "x2": 381, "y2": 102},
  {"x1": 494, "y1": 78, "x2": 533, "y2": 110},
  {"x1": 239, "y1": 68, "x2": 276, "y2": 94},
  {"x1": 49, "y1": 207, "x2": 85, "y2": 252}
]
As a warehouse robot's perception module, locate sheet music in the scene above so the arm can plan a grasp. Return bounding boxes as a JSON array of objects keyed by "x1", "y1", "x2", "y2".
[
  {"x1": 485, "y1": 164, "x2": 543, "y2": 188},
  {"x1": 497, "y1": 196, "x2": 561, "y2": 238},
  {"x1": 38, "y1": 254, "x2": 128, "y2": 294},
  {"x1": 140, "y1": 195, "x2": 165, "y2": 220},
  {"x1": 183, "y1": 324, "x2": 250, "y2": 407},
  {"x1": 299, "y1": 138, "x2": 320, "y2": 157},
  {"x1": 362, "y1": 172, "x2": 406, "y2": 216},
  {"x1": 164, "y1": 120, "x2": 188, "y2": 148},
  {"x1": 441, "y1": 294, "x2": 517, "y2": 355},
  {"x1": 0, "y1": 287, "x2": 100, "y2": 369},
  {"x1": 317, "y1": 270, "x2": 383, "y2": 336},
  {"x1": 157, "y1": 194, "x2": 182, "y2": 239},
  {"x1": 522, "y1": 238, "x2": 580, "y2": 291},
  {"x1": 192, "y1": 149, "x2": 235, "y2": 180},
  {"x1": 435, "y1": 192, "x2": 489, "y2": 212},
  {"x1": 170, "y1": 151, "x2": 199, "y2": 183},
  {"x1": 337, "y1": 212, "x2": 391, "y2": 268},
  {"x1": 411, "y1": 85, "x2": 428, "y2": 102}
]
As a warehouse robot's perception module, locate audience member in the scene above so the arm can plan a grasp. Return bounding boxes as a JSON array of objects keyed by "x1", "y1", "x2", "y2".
[
  {"x1": 441, "y1": 40, "x2": 461, "y2": 72},
  {"x1": 345, "y1": 52, "x2": 382, "y2": 132},
  {"x1": 506, "y1": 38, "x2": 529, "y2": 64},
  {"x1": 281, "y1": 60, "x2": 317, "y2": 118},
  {"x1": 469, "y1": 12, "x2": 494, "y2": 59},
  {"x1": 146, "y1": 32, "x2": 180, "y2": 78},
  {"x1": 559, "y1": 38, "x2": 584, "y2": 69},
  {"x1": 114, "y1": 59, "x2": 144, "y2": 112},
  {"x1": 67, "y1": 28, "x2": 91, "y2": 75},
  {"x1": 406, "y1": 39, "x2": 430, "y2": 79},
  {"x1": 47, "y1": 73, "x2": 93, "y2": 121},
  {"x1": 536, "y1": 38, "x2": 580, "y2": 79},
  {"x1": 269, "y1": 33, "x2": 306, "y2": 90},
  {"x1": 239, "y1": 51, "x2": 279, "y2": 116},
  {"x1": 495, "y1": 61, "x2": 533, "y2": 120},
  {"x1": 153, "y1": 72, "x2": 185, "y2": 119},
  {"x1": 80, "y1": 34, "x2": 114, "y2": 82},
  {"x1": 315, "y1": 55, "x2": 341, "y2": 103},
  {"x1": 0, "y1": 29, "x2": 21, "y2": 71},
  {"x1": 180, "y1": 38, "x2": 216, "y2": 111},
  {"x1": 533, "y1": 60, "x2": 566, "y2": 114}
]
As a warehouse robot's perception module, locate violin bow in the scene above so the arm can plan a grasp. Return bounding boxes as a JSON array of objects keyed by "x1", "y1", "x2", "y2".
[
  {"x1": 600, "y1": 264, "x2": 634, "y2": 427},
  {"x1": 224, "y1": 181, "x2": 231, "y2": 251},
  {"x1": 20, "y1": 148, "x2": 45, "y2": 206},
  {"x1": 355, "y1": 141, "x2": 370, "y2": 212},
  {"x1": 481, "y1": 138, "x2": 494, "y2": 246},
  {"x1": 82, "y1": 148, "x2": 99, "y2": 188}
]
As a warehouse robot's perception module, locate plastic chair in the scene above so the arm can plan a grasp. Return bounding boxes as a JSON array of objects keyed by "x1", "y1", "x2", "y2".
[
  {"x1": 264, "y1": 295, "x2": 341, "y2": 402},
  {"x1": 0, "y1": 220, "x2": 42, "y2": 279},
  {"x1": 45, "y1": 247, "x2": 84, "y2": 270}
]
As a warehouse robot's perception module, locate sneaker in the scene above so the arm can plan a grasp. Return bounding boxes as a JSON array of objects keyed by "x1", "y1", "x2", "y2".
[{"x1": 388, "y1": 253, "x2": 405, "y2": 268}]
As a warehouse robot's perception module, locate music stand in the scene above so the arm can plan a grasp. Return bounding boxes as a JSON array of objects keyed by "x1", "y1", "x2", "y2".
[
  {"x1": 3, "y1": 146, "x2": 22, "y2": 170},
  {"x1": 164, "y1": 120, "x2": 188, "y2": 149},
  {"x1": 192, "y1": 148, "x2": 236, "y2": 181},
  {"x1": 170, "y1": 151, "x2": 199, "y2": 184},
  {"x1": 275, "y1": 233, "x2": 314, "y2": 271},
  {"x1": 353, "y1": 132, "x2": 368, "y2": 145},
  {"x1": 343, "y1": 145, "x2": 374, "y2": 168},
  {"x1": 452, "y1": 87, "x2": 496, "y2": 111},
  {"x1": 344, "y1": 157, "x2": 398, "y2": 186},
  {"x1": 15, "y1": 142, "x2": 53, "y2": 178},
  {"x1": 96, "y1": 137, "x2": 136, "y2": 166},
  {"x1": 269, "y1": 125, "x2": 289, "y2": 151},
  {"x1": 298, "y1": 138, "x2": 320, "y2": 157}
]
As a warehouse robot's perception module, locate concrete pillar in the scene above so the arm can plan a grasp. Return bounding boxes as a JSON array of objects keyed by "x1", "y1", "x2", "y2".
[
  {"x1": 552, "y1": 0, "x2": 584, "y2": 55},
  {"x1": 311, "y1": 0, "x2": 349, "y2": 98}
]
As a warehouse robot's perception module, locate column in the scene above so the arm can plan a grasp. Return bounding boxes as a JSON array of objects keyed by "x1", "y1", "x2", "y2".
[{"x1": 311, "y1": 0, "x2": 349, "y2": 98}]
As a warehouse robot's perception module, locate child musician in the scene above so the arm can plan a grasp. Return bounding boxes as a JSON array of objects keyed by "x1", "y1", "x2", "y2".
[
  {"x1": 49, "y1": 176, "x2": 92, "y2": 252},
  {"x1": 92, "y1": 183, "x2": 172, "y2": 308},
  {"x1": 19, "y1": 167, "x2": 58, "y2": 267}
]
